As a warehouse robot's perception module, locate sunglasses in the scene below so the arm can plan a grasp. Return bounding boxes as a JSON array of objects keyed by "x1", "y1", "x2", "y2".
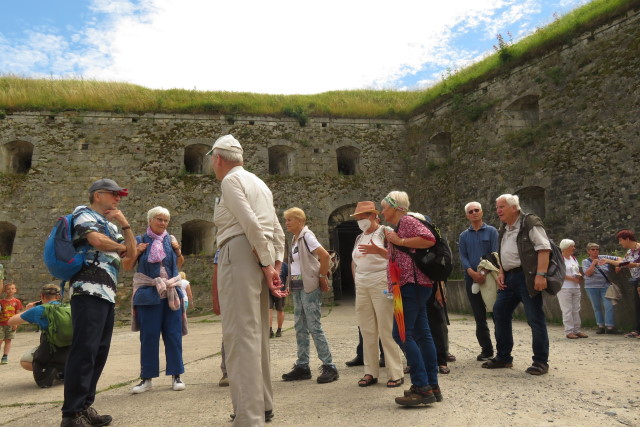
[
  {"x1": 97, "y1": 191, "x2": 121, "y2": 197},
  {"x1": 467, "y1": 209, "x2": 481, "y2": 214}
]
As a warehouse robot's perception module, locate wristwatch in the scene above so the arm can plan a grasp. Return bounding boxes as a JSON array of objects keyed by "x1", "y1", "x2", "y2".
[
  {"x1": 319, "y1": 274, "x2": 327, "y2": 279},
  {"x1": 536, "y1": 272, "x2": 547, "y2": 277}
]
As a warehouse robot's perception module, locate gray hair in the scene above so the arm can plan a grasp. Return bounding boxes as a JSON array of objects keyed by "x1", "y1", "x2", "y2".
[
  {"x1": 213, "y1": 147, "x2": 243, "y2": 163},
  {"x1": 559, "y1": 239, "x2": 575, "y2": 250},
  {"x1": 464, "y1": 201, "x2": 481, "y2": 213},
  {"x1": 147, "y1": 206, "x2": 171, "y2": 224},
  {"x1": 496, "y1": 194, "x2": 520, "y2": 210},
  {"x1": 382, "y1": 191, "x2": 410, "y2": 211}
]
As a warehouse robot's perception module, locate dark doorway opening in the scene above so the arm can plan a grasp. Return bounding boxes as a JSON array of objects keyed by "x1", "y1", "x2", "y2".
[{"x1": 330, "y1": 220, "x2": 360, "y2": 300}]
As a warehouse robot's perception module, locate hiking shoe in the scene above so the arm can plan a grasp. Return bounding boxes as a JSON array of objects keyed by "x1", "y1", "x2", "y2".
[
  {"x1": 282, "y1": 364, "x2": 312, "y2": 381},
  {"x1": 132, "y1": 378, "x2": 152, "y2": 394},
  {"x1": 606, "y1": 327, "x2": 620, "y2": 334},
  {"x1": 525, "y1": 362, "x2": 549, "y2": 376},
  {"x1": 317, "y1": 365, "x2": 339, "y2": 384},
  {"x1": 404, "y1": 384, "x2": 443, "y2": 402},
  {"x1": 270, "y1": 328, "x2": 275, "y2": 338},
  {"x1": 60, "y1": 414, "x2": 91, "y2": 427},
  {"x1": 345, "y1": 356, "x2": 364, "y2": 367},
  {"x1": 172, "y1": 375, "x2": 186, "y2": 391},
  {"x1": 81, "y1": 407, "x2": 112, "y2": 426},
  {"x1": 476, "y1": 351, "x2": 494, "y2": 361},
  {"x1": 396, "y1": 385, "x2": 436, "y2": 406},
  {"x1": 1, "y1": 355, "x2": 7, "y2": 364},
  {"x1": 275, "y1": 328, "x2": 282, "y2": 337},
  {"x1": 481, "y1": 358, "x2": 513, "y2": 369},
  {"x1": 219, "y1": 374, "x2": 229, "y2": 387},
  {"x1": 596, "y1": 327, "x2": 606, "y2": 334}
]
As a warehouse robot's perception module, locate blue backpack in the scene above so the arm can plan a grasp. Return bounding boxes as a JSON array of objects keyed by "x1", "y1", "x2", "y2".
[{"x1": 43, "y1": 214, "x2": 88, "y2": 287}]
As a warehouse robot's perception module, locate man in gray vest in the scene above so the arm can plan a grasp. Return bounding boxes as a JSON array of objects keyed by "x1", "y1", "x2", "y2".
[
  {"x1": 482, "y1": 194, "x2": 551, "y2": 376},
  {"x1": 210, "y1": 135, "x2": 285, "y2": 426}
]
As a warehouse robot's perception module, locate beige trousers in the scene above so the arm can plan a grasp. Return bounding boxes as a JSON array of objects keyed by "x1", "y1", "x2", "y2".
[
  {"x1": 218, "y1": 236, "x2": 273, "y2": 426},
  {"x1": 355, "y1": 278, "x2": 403, "y2": 380}
]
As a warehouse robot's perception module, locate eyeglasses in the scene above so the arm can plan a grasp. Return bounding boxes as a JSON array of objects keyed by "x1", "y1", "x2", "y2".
[
  {"x1": 467, "y1": 209, "x2": 481, "y2": 214},
  {"x1": 589, "y1": 248, "x2": 600, "y2": 251},
  {"x1": 153, "y1": 217, "x2": 170, "y2": 223},
  {"x1": 97, "y1": 191, "x2": 121, "y2": 198}
]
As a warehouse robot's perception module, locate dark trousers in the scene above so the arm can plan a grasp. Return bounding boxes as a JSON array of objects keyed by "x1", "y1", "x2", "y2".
[
  {"x1": 33, "y1": 333, "x2": 70, "y2": 388},
  {"x1": 493, "y1": 269, "x2": 549, "y2": 365},
  {"x1": 465, "y1": 276, "x2": 494, "y2": 354},
  {"x1": 355, "y1": 327, "x2": 384, "y2": 359},
  {"x1": 62, "y1": 295, "x2": 114, "y2": 416},
  {"x1": 631, "y1": 278, "x2": 640, "y2": 332},
  {"x1": 427, "y1": 289, "x2": 449, "y2": 366}
]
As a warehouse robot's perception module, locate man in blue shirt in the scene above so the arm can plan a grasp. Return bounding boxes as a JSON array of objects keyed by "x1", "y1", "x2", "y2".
[
  {"x1": 8, "y1": 284, "x2": 70, "y2": 388},
  {"x1": 458, "y1": 201, "x2": 498, "y2": 361}
]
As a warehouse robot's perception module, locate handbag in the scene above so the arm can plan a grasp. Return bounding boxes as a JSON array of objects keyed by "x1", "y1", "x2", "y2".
[
  {"x1": 596, "y1": 265, "x2": 623, "y2": 305},
  {"x1": 604, "y1": 282, "x2": 623, "y2": 302}
]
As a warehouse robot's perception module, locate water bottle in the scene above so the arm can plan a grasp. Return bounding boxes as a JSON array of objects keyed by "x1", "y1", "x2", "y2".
[{"x1": 383, "y1": 290, "x2": 393, "y2": 300}]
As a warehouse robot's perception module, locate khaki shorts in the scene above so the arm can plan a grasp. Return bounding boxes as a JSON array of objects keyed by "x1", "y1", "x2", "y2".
[
  {"x1": 0, "y1": 325, "x2": 16, "y2": 340},
  {"x1": 20, "y1": 347, "x2": 37, "y2": 364}
]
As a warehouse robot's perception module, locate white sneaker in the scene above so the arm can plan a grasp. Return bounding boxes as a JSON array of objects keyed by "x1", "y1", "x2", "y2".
[
  {"x1": 132, "y1": 378, "x2": 152, "y2": 394},
  {"x1": 172, "y1": 375, "x2": 186, "y2": 391}
]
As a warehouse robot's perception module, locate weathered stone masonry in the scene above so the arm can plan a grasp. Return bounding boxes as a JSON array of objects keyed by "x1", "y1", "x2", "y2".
[{"x1": 1, "y1": 8, "x2": 639, "y2": 325}]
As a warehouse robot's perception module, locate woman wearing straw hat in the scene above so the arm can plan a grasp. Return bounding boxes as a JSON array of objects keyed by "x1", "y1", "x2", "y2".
[{"x1": 351, "y1": 201, "x2": 403, "y2": 388}]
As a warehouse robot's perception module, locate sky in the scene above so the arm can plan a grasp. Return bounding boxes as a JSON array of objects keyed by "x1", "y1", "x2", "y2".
[{"x1": 0, "y1": 0, "x2": 589, "y2": 95}]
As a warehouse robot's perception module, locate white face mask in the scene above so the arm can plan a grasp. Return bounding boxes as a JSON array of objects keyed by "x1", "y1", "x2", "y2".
[{"x1": 357, "y1": 218, "x2": 372, "y2": 232}]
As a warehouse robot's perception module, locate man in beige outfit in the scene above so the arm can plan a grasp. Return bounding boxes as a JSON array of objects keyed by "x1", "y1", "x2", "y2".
[{"x1": 210, "y1": 135, "x2": 285, "y2": 426}]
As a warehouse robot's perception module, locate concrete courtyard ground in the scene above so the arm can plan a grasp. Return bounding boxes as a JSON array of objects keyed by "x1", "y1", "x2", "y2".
[{"x1": 1, "y1": 300, "x2": 638, "y2": 426}]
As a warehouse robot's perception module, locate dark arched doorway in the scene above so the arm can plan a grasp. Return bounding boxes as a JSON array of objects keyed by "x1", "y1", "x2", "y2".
[{"x1": 328, "y1": 204, "x2": 359, "y2": 300}]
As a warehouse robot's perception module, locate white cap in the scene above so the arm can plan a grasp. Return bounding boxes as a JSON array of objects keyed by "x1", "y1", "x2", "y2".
[{"x1": 206, "y1": 134, "x2": 243, "y2": 155}]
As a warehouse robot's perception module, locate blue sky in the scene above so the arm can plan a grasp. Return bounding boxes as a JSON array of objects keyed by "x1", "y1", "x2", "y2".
[{"x1": 0, "y1": 0, "x2": 588, "y2": 94}]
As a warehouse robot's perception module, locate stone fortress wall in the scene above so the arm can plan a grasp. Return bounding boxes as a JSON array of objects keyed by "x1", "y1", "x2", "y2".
[{"x1": 0, "y1": 7, "x2": 638, "y2": 322}]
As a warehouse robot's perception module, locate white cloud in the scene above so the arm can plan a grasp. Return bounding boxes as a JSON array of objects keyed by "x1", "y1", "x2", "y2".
[{"x1": 0, "y1": 0, "x2": 583, "y2": 94}]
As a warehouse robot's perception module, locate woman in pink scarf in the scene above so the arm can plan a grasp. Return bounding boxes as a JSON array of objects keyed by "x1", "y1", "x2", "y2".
[{"x1": 123, "y1": 206, "x2": 186, "y2": 394}]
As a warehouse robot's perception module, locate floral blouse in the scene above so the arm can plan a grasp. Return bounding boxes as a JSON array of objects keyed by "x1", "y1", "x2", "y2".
[
  {"x1": 623, "y1": 246, "x2": 640, "y2": 279},
  {"x1": 387, "y1": 215, "x2": 436, "y2": 287}
]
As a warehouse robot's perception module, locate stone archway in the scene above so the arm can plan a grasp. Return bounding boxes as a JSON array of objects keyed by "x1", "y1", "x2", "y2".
[{"x1": 328, "y1": 203, "x2": 359, "y2": 299}]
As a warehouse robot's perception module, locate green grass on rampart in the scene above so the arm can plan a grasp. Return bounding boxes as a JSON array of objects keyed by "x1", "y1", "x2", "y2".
[{"x1": 0, "y1": 0, "x2": 637, "y2": 119}]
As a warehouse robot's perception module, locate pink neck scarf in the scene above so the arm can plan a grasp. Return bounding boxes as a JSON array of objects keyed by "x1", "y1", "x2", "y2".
[{"x1": 146, "y1": 226, "x2": 168, "y2": 263}]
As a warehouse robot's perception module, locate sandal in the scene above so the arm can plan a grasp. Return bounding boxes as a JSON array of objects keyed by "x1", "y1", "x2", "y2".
[
  {"x1": 481, "y1": 358, "x2": 513, "y2": 369},
  {"x1": 386, "y1": 378, "x2": 404, "y2": 388},
  {"x1": 525, "y1": 362, "x2": 549, "y2": 376},
  {"x1": 446, "y1": 353, "x2": 456, "y2": 362},
  {"x1": 624, "y1": 331, "x2": 640, "y2": 338},
  {"x1": 358, "y1": 375, "x2": 378, "y2": 387},
  {"x1": 438, "y1": 365, "x2": 450, "y2": 374}
]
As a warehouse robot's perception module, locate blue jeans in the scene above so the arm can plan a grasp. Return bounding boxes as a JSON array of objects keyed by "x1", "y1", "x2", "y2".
[
  {"x1": 136, "y1": 299, "x2": 184, "y2": 378},
  {"x1": 292, "y1": 289, "x2": 334, "y2": 367},
  {"x1": 493, "y1": 270, "x2": 549, "y2": 365},
  {"x1": 585, "y1": 287, "x2": 615, "y2": 327},
  {"x1": 392, "y1": 283, "x2": 438, "y2": 387}
]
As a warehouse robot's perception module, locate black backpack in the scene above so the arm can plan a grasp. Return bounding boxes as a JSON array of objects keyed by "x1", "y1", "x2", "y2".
[{"x1": 395, "y1": 213, "x2": 453, "y2": 282}]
